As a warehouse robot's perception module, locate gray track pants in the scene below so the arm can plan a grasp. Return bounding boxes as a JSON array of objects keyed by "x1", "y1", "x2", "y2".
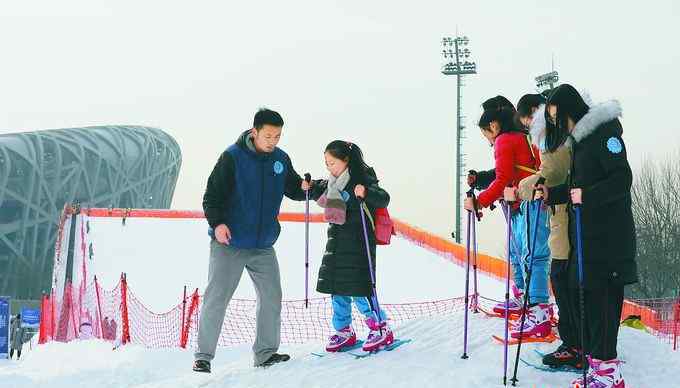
[{"x1": 195, "y1": 240, "x2": 282, "y2": 366}]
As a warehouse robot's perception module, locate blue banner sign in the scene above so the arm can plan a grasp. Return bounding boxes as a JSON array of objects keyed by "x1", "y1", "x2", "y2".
[{"x1": 0, "y1": 297, "x2": 9, "y2": 358}]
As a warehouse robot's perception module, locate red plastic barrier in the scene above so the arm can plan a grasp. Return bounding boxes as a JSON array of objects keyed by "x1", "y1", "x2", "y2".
[{"x1": 121, "y1": 273, "x2": 131, "y2": 345}]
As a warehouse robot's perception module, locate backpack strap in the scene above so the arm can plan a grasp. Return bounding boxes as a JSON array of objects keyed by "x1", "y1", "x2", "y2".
[
  {"x1": 515, "y1": 165, "x2": 539, "y2": 174},
  {"x1": 514, "y1": 134, "x2": 539, "y2": 174}
]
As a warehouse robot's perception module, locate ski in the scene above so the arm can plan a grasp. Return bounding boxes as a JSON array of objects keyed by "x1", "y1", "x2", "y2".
[
  {"x1": 310, "y1": 340, "x2": 365, "y2": 357},
  {"x1": 311, "y1": 339, "x2": 411, "y2": 359},
  {"x1": 477, "y1": 305, "x2": 520, "y2": 321},
  {"x1": 520, "y1": 356, "x2": 583, "y2": 374},
  {"x1": 348, "y1": 338, "x2": 412, "y2": 359},
  {"x1": 519, "y1": 358, "x2": 583, "y2": 374},
  {"x1": 492, "y1": 333, "x2": 557, "y2": 346}
]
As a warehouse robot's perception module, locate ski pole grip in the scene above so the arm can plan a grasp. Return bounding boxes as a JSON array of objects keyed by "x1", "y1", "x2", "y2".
[
  {"x1": 535, "y1": 177, "x2": 546, "y2": 192},
  {"x1": 531, "y1": 177, "x2": 546, "y2": 200},
  {"x1": 304, "y1": 173, "x2": 311, "y2": 183}
]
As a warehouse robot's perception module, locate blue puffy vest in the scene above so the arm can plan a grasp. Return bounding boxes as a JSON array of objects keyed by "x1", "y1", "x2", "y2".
[{"x1": 214, "y1": 143, "x2": 290, "y2": 249}]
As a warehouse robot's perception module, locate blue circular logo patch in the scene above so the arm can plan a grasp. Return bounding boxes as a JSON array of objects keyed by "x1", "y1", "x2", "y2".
[
  {"x1": 606, "y1": 137, "x2": 622, "y2": 154},
  {"x1": 273, "y1": 161, "x2": 284, "y2": 174},
  {"x1": 341, "y1": 191, "x2": 350, "y2": 202}
]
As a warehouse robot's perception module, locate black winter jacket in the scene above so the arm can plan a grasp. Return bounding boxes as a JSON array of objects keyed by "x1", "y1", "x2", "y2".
[
  {"x1": 310, "y1": 168, "x2": 390, "y2": 297},
  {"x1": 547, "y1": 101, "x2": 637, "y2": 289}
]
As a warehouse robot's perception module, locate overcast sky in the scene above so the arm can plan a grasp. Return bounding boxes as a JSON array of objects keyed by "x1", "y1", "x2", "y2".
[{"x1": 1, "y1": 1, "x2": 678, "y2": 255}]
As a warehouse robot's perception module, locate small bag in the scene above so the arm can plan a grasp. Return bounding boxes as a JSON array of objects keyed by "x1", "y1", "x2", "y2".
[{"x1": 362, "y1": 204, "x2": 395, "y2": 245}]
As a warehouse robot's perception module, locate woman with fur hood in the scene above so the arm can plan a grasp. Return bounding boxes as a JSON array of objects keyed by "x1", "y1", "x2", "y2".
[{"x1": 541, "y1": 84, "x2": 636, "y2": 388}]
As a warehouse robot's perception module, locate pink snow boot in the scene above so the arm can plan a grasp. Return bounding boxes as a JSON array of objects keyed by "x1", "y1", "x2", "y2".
[
  {"x1": 362, "y1": 318, "x2": 394, "y2": 352},
  {"x1": 571, "y1": 357, "x2": 625, "y2": 388},
  {"x1": 325, "y1": 326, "x2": 357, "y2": 352},
  {"x1": 510, "y1": 303, "x2": 552, "y2": 340},
  {"x1": 493, "y1": 284, "x2": 524, "y2": 316}
]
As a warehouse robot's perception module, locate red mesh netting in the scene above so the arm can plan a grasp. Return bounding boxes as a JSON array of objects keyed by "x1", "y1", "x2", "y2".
[{"x1": 39, "y1": 209, "x2": 680, "y2": 352}]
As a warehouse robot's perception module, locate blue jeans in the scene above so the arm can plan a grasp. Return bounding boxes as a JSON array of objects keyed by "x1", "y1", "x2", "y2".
[
  {"x1": 510, "y1": 201, "x2": 551, "y2": 304},
  {"x1": 331, "y1": 295, "x2": 388, "y2": 331}
]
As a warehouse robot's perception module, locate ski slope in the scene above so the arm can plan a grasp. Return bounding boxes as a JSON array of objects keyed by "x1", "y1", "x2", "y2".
[{"x1": 3, "y1": 215, "x2": 678, "y2": 387}]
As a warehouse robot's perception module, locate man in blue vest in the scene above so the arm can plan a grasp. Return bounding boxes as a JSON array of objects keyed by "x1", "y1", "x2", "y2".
[{"x1": 193, "y1": 108, "x2": 310, "y2": 373}]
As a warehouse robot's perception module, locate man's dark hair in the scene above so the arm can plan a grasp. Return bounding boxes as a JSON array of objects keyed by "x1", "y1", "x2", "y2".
[{"x1": 253, "y1": 108, "x2": 284, "y2": 129}]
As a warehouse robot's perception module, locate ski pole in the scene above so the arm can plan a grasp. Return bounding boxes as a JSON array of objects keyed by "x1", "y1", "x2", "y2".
[
  {"x1": 574, "y1": 203, "x2": 588, "y2": 386},
  {"x1": 511, "y1": 179, "x2": 545, "y2": 386},
  {"x1": 502, "y1": 188, "x2": 515, "y2": 386},
  {"x1": 465, "y1": 187, "x2": 481, "y2": 314},
  {"x1": 358, "y1": 198, "x2": 384, "y2": 332},
  {"x1": 472, "y1": 195, "x2": 479, "y2": 314},
  {"x1": 461, "y1": 190, "x2": 477, "y2": 359},
  {"x1": 304, "y1": 173, "x2": 311, "y2": 309},
  {"x1": 466, "y1": 183, "x2": 481, "y2": 314}
]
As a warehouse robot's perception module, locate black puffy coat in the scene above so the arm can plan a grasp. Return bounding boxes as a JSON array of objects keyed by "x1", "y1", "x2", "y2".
[
  {"x1": 310, "y1": 168, "x2": 390, "y2": 297},
  {"x1": 547, "y1": 101, "x2": 637, "y2": 289}
]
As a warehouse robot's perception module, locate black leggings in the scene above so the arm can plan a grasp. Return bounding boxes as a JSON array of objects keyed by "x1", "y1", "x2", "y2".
[
  {"x1": 568, "y1": 281, "x2": 624, "y2": 360},
  {"x1": 551, "y1": 260, "x2": 577, "y2": 348}
]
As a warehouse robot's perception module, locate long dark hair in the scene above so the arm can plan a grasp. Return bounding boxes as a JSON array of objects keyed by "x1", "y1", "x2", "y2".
[
  {"x1": 325, "y1": 140, "x2": 371, "y2": 183},
  {"x1": 478, "y1": 95, "x2": 522, "y2": 134},
  {"x1": 545, "y1": 84, "x2": 589, "y2": 152}
]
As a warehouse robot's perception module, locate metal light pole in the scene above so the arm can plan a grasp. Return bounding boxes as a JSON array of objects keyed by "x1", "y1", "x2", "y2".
[{"x1": 441, "y1": 36, "x2": 477, "y2": 243}]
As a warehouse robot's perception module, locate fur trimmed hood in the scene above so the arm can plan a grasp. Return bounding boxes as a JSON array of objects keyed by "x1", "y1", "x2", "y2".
[
  {"x1": 530, "y1": 96, "x2": 622, "y2": 148},
  {"x1": 529, "y1": 104, "x2": 547, "y2": 148},
  {"x1": 571, "y1": 100, "x2": 623, "y2": 143}
]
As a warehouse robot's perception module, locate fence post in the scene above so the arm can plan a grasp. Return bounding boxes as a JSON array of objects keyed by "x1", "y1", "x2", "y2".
[
  {"x1": 39, "y1": 293, "x2": 48, "y2": 344},
  {"x1": 51, "y1": 287, "x2": 56, "y2": 341},
  {"x1": 69, "y1": 282, "x2": 78, "y2": 340},
  {"x1": 94, "y1": 275, "x2": 105, "y2": 339},
  {"x1": 120, "y1": 273, "x2": 131, "y2": 345},
  {"x1": 181, "y1": 288, "x2": 200, "y2": 349},
  {"x1": 673, "y1": 298, "x2": 679, "y2": 351},
  {"x1": 180, "y1": 286, "x2": 187, "y2": 347}
]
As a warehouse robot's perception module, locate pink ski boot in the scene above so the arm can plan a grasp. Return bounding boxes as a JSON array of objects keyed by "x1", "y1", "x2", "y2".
[
  {"x1": 325, "y1": 326, "x2": 357, "y2": 352},
  {"x1": 493, "y1": 284, "x2": 524, "y2": 316},
  {"x1": 571, "y1": 357, "x2": 625, "y2": 388},
  {"x1": 510, "y1": 303, "x2": 555, "y2": 330},
  {"x1": 362, "y1": 318, "x2": 394, "y2": 352},
  {"x1": 510, "y1": 303, "x2": 552, "y2": 340}
]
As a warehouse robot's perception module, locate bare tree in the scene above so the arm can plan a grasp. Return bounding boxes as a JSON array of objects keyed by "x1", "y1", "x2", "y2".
[{"x1": 628, "y1": 151, "x2": 680, "y2": 299}]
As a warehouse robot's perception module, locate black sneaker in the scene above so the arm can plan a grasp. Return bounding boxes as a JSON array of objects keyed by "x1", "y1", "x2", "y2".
[
  {"x1": 542, "y1": 345, "x2": 584, "y2": 369},
  {"x1": 258, "y1": 353, "x2": 291, "y2": 368},
  {"x1": 193, "y1": 360, "x2": 211, "y2": 373}
]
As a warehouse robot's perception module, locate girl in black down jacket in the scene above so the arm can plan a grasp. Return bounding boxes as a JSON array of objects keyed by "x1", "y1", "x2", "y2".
[{"x1": 308, "y1": 140, "x2": 393, "y2": 353}]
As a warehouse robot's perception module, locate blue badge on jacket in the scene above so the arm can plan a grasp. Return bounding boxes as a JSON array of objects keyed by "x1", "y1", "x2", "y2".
[
  {"x1": 341, "y1": 191, "x2": 350, "y2": 202},
  {"x1": 273, "y1": 161, "x2": 284, "y2": 174},
  {"x1": 606, "y1": 137, "x2": 623, "y2": 154}
]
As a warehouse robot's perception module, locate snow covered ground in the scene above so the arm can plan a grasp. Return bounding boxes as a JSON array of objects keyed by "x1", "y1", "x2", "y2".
[
  {"x1": 2, "y1": 215, "x2": 678, "y2": 387},
  {"x1": 1, "y1": 311, "x2": 677, "y2": 388}
]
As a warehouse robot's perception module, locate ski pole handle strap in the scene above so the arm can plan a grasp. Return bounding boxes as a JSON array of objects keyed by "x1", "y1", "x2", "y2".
[{"x1": 360, "y1": 200, "x2": 375, "y2": 231}]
